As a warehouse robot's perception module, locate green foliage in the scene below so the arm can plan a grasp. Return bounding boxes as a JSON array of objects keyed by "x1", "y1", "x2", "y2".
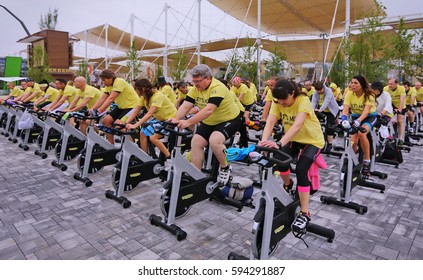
[
  {"x1": 126, "y1": 40, "x2": 143, "y2": 81},
  {"x1": 344, "y1": 1, "x2": 389, "y2": 83},
  {"x1": 171, "y1": 50, "x2": 188, "y2": 82},
  {"x1": 38, "y1": 8, "x2": 58, "y2": 30},
  {"x1": 27, "y1": 45, "x2": 53, "y2": 82},
  {"x1": 264, "y1": 43, "x2": 287, "y2": 79},
  {"x1": 76, "y1": 60, "x2": 90, "y2": 83},
  {"x1": 388, "y1": 18, "x2": 415, "y2": 81},
  {"x1": 222, "y1": 36, "x2": 258, "y2": 83},
  {"x1": 412, "y1": 30, "x2": 423, "y2": 79},
  {"x1": 329, "y1": 45, "x2": 347, "y2": 87}
]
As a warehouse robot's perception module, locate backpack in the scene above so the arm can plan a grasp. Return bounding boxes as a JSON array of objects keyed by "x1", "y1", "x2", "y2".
[
  {"x1": 382, "y1": 138, "x2": 403, "y2": 163},
  {"x1": 222, "y1": 176, "x2": 254, "y2": 206}
]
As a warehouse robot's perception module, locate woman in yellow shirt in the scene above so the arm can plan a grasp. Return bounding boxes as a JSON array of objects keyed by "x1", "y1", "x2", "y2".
[
  {"x1": 125, "y1": 78, "x2": 177, "y2": 161},
  {"x1": 260, "y1": 79, "x2": 324, "y2": 234},
  {"x1": 341, "y1": 75, "x2": 377, "y2": 176}
]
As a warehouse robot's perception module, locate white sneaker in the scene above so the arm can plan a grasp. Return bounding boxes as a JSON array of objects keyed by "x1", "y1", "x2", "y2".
[
  {"x1": 217, "y1": 165, "x2": 232, "y2": 184},
  {"x1": 408, "y1": 127, "x2": 414, "y2": 134}
]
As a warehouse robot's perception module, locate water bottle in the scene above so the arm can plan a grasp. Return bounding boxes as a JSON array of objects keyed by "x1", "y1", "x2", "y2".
[{"x1": 341, "y1": 120, "x2": 351, "y2": 129}]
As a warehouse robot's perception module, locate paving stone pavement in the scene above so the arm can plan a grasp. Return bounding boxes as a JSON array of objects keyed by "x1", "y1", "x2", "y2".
[{"x1": 0, "y1": 131, "x2": 422, "y2": 260}]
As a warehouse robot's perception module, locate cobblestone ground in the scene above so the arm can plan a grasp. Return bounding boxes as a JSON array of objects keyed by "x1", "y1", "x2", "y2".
[{"x1": 0, "y1": 129, "x2": 422, "y2": 260}]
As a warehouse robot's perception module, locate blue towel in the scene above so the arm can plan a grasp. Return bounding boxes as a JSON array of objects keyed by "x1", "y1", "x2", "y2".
[{"x1": 225, "y1": 144, "x2": 256, "y2": 162}]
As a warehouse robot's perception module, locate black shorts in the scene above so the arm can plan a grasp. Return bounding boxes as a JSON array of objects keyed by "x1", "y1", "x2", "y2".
[
  {"x1": 108, "y1": 107, "x2": 133, "y2": 121},
  {"x1": 196, "y1": 115, "x2": 242, "y2": 141},
  {"x1": 392, "y1": 105, "x2": 407, "y2": 115},
  {"x1": 243, "y1": 103, "x2": 253, "y2": 111}
]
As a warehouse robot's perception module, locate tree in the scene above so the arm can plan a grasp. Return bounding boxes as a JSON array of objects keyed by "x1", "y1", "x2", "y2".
[
  {"x1": 38, "y1": 8, "x2": 59, "y2": 30},
  {"x1": 388, "y1": 18, "x2": 415, "y2": 82},
  {"x1": 27, "y1": 45, "x2": 53, "y2": 82},
  {"x1": 76, "y1": 60, "x2": 90, "y2": 83},
  {"x1": 222, "y1": 36, "x2": 258, "y2": 83},
  {"x1": 126, "y1": 40, "x2": 143, "y2": 81},
  {"x1": 344, "y1": 1, "x2": 390, "y2": 82},
  {"x1": 171, "y1": 50, "x2": 188, "y2": 82},
  {"x1": 264, "y1": 44, "x2": 287, "y2": 78},
  {"x1": 411, "y1": 30, "x2": 423, "y2": 79}
]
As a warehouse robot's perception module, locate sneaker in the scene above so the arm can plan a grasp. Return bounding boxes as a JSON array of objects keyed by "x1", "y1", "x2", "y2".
[
  {"x1": 283, "y1": 179, "x2": 294, "y2": 192},
  {"x1": 218, "y1": 164, "x2": 232, "y2": 184},
  {"x1": 292, "y1": 211, "x2": 311, "y2": 233},
  {"x1": 408, "y1": 127, "x2": 414, "y2": 134},
  {"x1": 398, "y1": 140, "x2": 404, "y2": 147},
  {"x1": 361, "y1": 162, "x2": 370, "y2": 177}
]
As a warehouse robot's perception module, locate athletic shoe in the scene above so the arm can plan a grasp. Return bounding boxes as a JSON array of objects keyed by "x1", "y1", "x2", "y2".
[
  {"x1": 164, "y1": 159, "x2": 173, "y2": 171},
  {"x1": 283, "y1": 179, "x2": 294, "y2": 192},
  {"x1": 408, "y1": 127, "x2": 414, "y2": 134},
  {"x1": 398, "y1": 140, "x2": 404, "y2": 147},
  {"x1": 292, "y1": 211, "x2": 311, "y2": 233},
  {"x1": 361, "y1": 162, "x2": 370, "y2": 177},
  {"x1": 217, "y1": 164, "x2": 232, "y2": 185}
]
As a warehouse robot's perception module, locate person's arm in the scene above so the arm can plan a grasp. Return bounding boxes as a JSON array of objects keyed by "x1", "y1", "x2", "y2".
[
  {"x1": 174, "y1": 100, "x2": 194, "y2": 120},
  {"x1": 71, "y1": 96, "x2": 91, "y2": 112},
  {"x1": 48, "y1": 95, "x2": 68, "y2": 111},
  {"x1": 23, "y1": 91, "x2": 39, "y2": 103},
  {"x1": 96, "y1": 91, "x2": 118, "y2": 113},
  {"x1": 319, "y1": 90, "x2": 332, "y2": 111},
  {"x1": 179, "y1": 103, "x2": 215, "y2": 128},
  {"x1": 260, "y1": 100, "x2": 271, "y2": 121},
  {"x1": 124, "y1": 106, "x2": 142, "y2": 125},
  {"x1": 67, "y1": 96, "x2": 80, "y2": 111},
  {"x1": 399, "y1": 94, "x2": 405, "y2": 110},
  {"x1": 260, "y1": 114, "x2": 278, "y2": 142},
  {"x1": 130, "y1": 106, "x2": 157, "y2": 128},
  {"x1": 90, "y1": 93, "x2": 109, "y2": 112},
  {"x1": 311, "y1": 92, "x2": 318, "y2": 109},
  {"x1": 341, "y1": 104, "x2": 350, "y2": 117}
]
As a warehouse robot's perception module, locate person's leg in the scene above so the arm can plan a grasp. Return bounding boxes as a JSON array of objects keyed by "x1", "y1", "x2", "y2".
[
  {"x1": 139, "y1": 132, "x2": 148, "y2": 153},
  {"x1": 190, "y1": 134, "x2": 208, "y2": 170},
  {"x1": 397, "y1": 114, "x2": 405, "y2": 142},
  {"x1": 101, "y1": 115, "x2": 115, "y2": 144},
  {"x1": 150, "y1": 133, "x2": 170, "y2": 159}
]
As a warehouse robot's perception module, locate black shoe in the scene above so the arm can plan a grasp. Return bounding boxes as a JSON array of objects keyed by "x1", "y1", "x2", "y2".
[
  {"x1": 283, "y1": 179, "x2": 294, "y2": 192},
  {"x1": 292, "y1": 211, "x2": 311, "y2": 234},
  {"x1": 361, "y1": 162, "x2": 370, "y2": 177}
]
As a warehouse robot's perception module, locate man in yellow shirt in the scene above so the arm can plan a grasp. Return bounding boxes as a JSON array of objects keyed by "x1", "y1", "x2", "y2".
[
  {"x1": 302, "y1": 80, "x2": 315, "y2": 99},
  {"x1": 171, "y1": 64, "x2": 241, "y2": 185},
  {"x1": 18, "y1": 78, "x2": 42, "y2": 103},
  {"x1": 415, "y1": 81, "x2": 423, "y2": 120},
  {"x1": 403, "y1": 81, "x2": 417, "y2": 133},
  {"x1": 260, "y1": 76, "x2": 278, "y2": 122},
  {"x1": 384, "y1": 78, "x2": 406, "y2": 144},
  {"x1": 33, "y1": 80, "x2": 59, "y2": 110},
  {"x1": 231, "y1": 76, "x2": 255, "y2": 125},
  {"x1": 1, "y1": 82, "x2": 23, "y2": 102},
  {"x1": 90, "y1": 69, "x2": 139, "y2": 144},
  {"x1": 45, "y1": 79, "x2": 77, "y2": 112}
]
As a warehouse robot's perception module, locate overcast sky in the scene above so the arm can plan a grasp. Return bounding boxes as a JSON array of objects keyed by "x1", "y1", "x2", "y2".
[{"x1": 1, "y1": 0, "x2": 423, "y2": 59}]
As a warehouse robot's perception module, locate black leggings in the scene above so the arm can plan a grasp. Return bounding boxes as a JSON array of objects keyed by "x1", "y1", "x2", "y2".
[
  {"x1": 323, "y1": 111, "x2": 336, "y2": 136},
  {"x1": 275, "y1": 142, "x2": 320, "y2": 187}
]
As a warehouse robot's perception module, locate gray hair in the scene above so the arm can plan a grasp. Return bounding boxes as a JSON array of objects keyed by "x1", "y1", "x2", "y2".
[{"x1": 190, "y1": 64, "x2": 212, "y2": 78}]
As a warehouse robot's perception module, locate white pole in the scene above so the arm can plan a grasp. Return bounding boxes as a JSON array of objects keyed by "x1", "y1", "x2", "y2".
[
  {"x1": 164, "y1": 3, "x2": 168, "y2": 78},
  {"x1": 105, "y1": 23, "x2": 109, "y2": 69},
  {"x1": 197, "y1": 0, "x2": 201, "y2": 65},
  {"x1": 345, "y1": 0, "x2": 350, "y2": 83},
  {"x1": 257, "y1": 0, "x2": 262, "y2": 90},
  {"x1": 130, "y1": 14, "x2": 135, "y2": 81}
]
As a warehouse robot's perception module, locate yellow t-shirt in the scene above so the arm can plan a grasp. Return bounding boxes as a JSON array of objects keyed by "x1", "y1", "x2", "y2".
[
  {"x1": 187, "y1": 78, "x2": 240, "y2": 125},
  {"x1": 44, "y1": 87, "x2": 60, "y2": 102},
  {"x1": 405, "y1": 87, "x2": 417, "y2": 106},
  {"x1": 29, "y1": 83, "x2": 43, "y2": 102},
  {"x1": 10, "y1": 87, "x2": 23, "y2": 97},
  {"x1": 333, "y1": 87, "x2": 342, "y2": 101},
  {"x1": 249, "y1": 83, "x2": 258, "y2": 102},
  {"x1": 229, "y1": 90, "x2": 245, "y2": 112},
  {"x1": 343, "y1": 91, "x2": 376, "y2": 115},
  {"x1": 110, "y1": 78, "x2": 139, "y2": 109},
  {"x1": 416, "y1": 87, "x2": 423, "y2": 102},
  {"x1": 269, "y1": 95, "x2": 324, "y2": 148},
  {"x1": 302, "y1": 86, "x2": 315, "y2": 98},
  {"x1": 159, "y1": 84, "x2": 176, "y2": 105},
  {"x1": 318, "y1": 94, "x2": 330, "y2": 113},
  {"x1": 264, "y1": 88, "x2": 273, "y2": 102},
  {"x1": 384, "y1": 85, "x2": 406, "y2": 108},
  {"x1": 231, "y1": 83, "x2": 254, "y2": 106},
  {"x1": 82, "y1": 85, "x2": 102, "y2": 109},
  {"x1": 62, "y1": 84, "x2": 77, "y2": 104},
  {"x1": 176, "y1": 86, "x2": 193, "y2": 101},
  {"x1": 138, "y1": 91, "x2": 176, "y2": 121}
]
